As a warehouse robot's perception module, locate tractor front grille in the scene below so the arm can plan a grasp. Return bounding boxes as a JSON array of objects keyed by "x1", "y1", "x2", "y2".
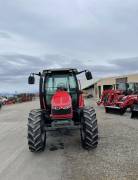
[{"x1": 52, "y1": 108, "x2": 71, "y2": 115}]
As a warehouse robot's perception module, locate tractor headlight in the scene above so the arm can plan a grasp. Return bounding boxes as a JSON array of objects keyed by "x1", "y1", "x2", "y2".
[
  {"x1": 62, "y1": 106, "x2": 71, "y2": 109},
  {"x1": 52, "y1": 105, "x2": 72, "y2": 115},
  {"x1": 52, "y1": 106, "x2": 61, "y2": 110}
]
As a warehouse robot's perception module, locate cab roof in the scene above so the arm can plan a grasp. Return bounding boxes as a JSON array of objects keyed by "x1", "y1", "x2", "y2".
[{"x1": 43, "y1": 68, "x2": 78, "y2": 74}]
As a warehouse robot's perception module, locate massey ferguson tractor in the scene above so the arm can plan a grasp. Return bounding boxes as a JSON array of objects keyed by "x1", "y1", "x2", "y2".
[{"x1": 27, "y1": 68, "x2": 98, "y2": 152}]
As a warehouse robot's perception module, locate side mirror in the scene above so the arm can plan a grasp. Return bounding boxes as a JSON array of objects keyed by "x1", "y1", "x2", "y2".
[
  {"x1": 85, "y1": 71, "x2": 92, "y2": 80},
  {"x1": 28, "y1": 74, "x2": 35, "y2": 84}
]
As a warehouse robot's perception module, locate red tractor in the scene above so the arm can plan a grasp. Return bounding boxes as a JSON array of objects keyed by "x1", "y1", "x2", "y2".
[
  {"x1": 97, "y1": 82, "x2": 138, "y2": 115},
  {"x1": 97, "y1": 82, "x2": 129, "y2": 107},
  {"x1": 105, "y1": 94, "x2": 138, "y2": 115},
  {"x1": 104, "y1": 83, "x2": 138, "y2": 115},
  {"x1": 97, "y1": 89, "x2": 124, "y2": 106},
  {"x1": 27, "y1": 68, "x2": 98, "y2": 152}
]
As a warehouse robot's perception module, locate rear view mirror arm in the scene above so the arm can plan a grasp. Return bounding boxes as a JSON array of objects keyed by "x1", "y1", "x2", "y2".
[{"x1": 77, "y1": 70, "x2": 87, "y2": 75}]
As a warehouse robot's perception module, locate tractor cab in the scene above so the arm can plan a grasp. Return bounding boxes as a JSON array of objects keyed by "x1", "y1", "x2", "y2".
[
  {"x1": 116, "y1": 82, "x2": 138, "y2": 95},
  {"x1": 128, "y1": 83, "x2": 138, "y2": 93},
  {"x1": 44, "y1": 70, "x2": 78, "y2": 109},
  {"x1": 28, "y1": 68, "x2": 92, "y2": 111}
]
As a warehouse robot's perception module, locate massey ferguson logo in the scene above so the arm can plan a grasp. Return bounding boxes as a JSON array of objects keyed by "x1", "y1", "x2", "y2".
[{"x1": 53, "y1": 106, "x2": 71, "y2": 110}]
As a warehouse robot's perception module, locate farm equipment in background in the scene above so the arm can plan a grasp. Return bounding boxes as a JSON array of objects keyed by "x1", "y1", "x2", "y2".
[
  {"x1": 97, "y1": 82, "x2": 129, "y2": 107},
  {"x1": 97, "y1": 82, "x2": 138, "y2": 115},
  {"x1": 27, "y1": 68, "x2": 98, "y2": 152},
  {"x1": 1, "y1": 93, "x2": 35, "y2": 106},
  {"x1": 16, "y1": 93, "x2": 35, "y2": 103},
  {"x1": 5, "y1": 97, "x2": 16, "y2": 105},
  {"x1": 97, "y1": 89, "x2": 124, "y2": 106},
  {"x1": 105, "y1": 94, "x2": 138, "y2": 115}
]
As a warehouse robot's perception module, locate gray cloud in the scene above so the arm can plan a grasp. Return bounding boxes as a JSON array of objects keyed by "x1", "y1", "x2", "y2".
[
  {"x1": 0, "y1": 31, "x2": 11, "y2": 39},
  {"x1": 0, "y1": 0, "x2": 138, "y2": 92},
  {"x1": 110, "y1": 57, "x2": 138, "y2": 71},
  {"x1": 1, "y1": 0, "x2": 138, "y2": 58},
  {"x1": 0, "y1": 53, "x2": 137, "y2": 83}
]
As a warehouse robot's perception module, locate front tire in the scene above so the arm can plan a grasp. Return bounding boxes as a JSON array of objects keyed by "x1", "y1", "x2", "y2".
[
  {"x1": 80, "y1": 107, "x2": 98, "y2": 149},
  {"x1": 27, "y1": 109, "x2": 46, "y2": 152}
]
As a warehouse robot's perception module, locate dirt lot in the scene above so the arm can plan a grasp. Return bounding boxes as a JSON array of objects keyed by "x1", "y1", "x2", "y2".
[{"x1": 0, "y1": 99, "x2": 138, "y2": 180}]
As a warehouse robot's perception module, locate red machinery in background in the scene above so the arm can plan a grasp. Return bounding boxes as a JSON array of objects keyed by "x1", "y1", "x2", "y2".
[
  {"x1": 4, "y1": 93, "x2": 35, "y2": 105},
  {"x1": 97, "y1": 89, "x2": 124, "y2": 106},
  {"x1": 97, "y1": 83, "x2": 138, "y2": 115},
  {"x1": 105, "y1": 94, "x2": 138, "y2": 115}
]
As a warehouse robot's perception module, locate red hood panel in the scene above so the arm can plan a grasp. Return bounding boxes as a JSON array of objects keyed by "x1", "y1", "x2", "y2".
[{"x1": 51, "y1": 90, "x2": 72, "y2": 107}]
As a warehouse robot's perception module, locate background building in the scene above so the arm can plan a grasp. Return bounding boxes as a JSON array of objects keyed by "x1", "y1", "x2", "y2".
[{"x1": 82, "y1": 73, "x2": 138, "y2": 99}]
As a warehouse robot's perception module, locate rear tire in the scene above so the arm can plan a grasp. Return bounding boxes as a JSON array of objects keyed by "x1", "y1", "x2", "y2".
[
  {"x1": 27, "y1": 109, "x2": 46, "y2": 152},
  {"x1": 80, "y1": 107, "x2": 98, "y2": 150}
]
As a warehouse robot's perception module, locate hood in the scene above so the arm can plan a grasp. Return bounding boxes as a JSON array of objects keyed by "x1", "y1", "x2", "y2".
[{"x1": 51, "y1": 90, "x2": 72, "y2": 109}]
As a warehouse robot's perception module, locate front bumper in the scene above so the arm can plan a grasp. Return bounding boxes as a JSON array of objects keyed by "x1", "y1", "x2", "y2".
[{"x1": 51, "y1": 108, "x2": 73, "y2": 119}]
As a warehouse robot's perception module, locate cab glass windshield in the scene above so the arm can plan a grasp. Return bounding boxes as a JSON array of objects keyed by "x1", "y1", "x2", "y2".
[{"x1": 45, "y1": 74, "x2": 77, "y2": 93}]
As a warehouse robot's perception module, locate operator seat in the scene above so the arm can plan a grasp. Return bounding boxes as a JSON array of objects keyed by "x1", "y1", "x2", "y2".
[{"x1": 57, "y1": 83, "x2": 67, "y2": 91}]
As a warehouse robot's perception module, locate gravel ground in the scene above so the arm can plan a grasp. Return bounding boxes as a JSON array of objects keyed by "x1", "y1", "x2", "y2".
[{"x1": 0, "y1": 99, "x2": 138, "y2": 180}]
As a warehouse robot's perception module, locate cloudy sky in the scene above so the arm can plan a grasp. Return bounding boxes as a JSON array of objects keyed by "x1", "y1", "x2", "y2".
[{"x1": 0, "y1": 0, "x2": 138, "y2": 92}]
